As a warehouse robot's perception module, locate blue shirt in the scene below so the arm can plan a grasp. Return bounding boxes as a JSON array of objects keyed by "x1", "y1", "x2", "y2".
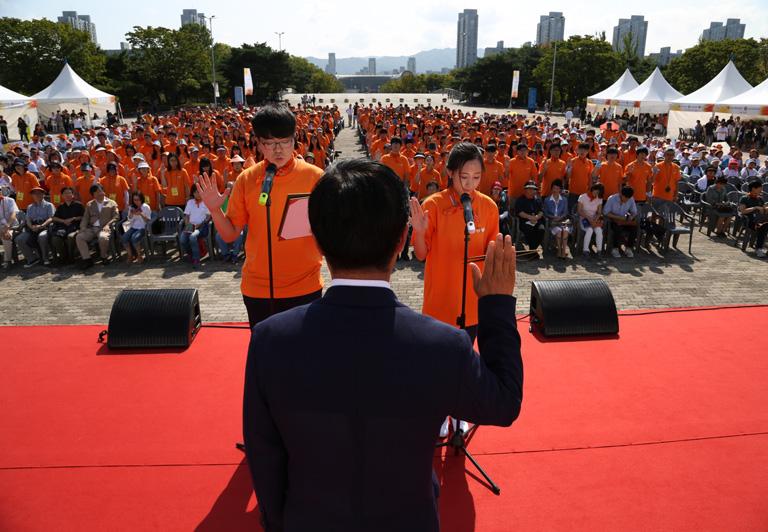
[
  {"x1": 543, "y1": 194, "x2": 568, "y2": 219},
  {"x1": 603, "y1": 194, "x2": 637, "y2": 219}
]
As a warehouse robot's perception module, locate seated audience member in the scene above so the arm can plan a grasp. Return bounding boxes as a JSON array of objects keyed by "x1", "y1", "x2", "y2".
[
  {"x1": 490, "y1": 181, "x2": 512, "y2": 237},
  {"x1": 703, "y1": 176, "x2": 734, "y2": 237},
  {"x1": 215, "y1": 181, "x2": 245, "y2": 264},
  {"x1": 180, "y1": 184, "x2": 211, "y2": 268},
  {"x1": 603, "y1": 186, "x2": 638, "y2": 258},
  {"x1": 543, "y1": 179, "x2": 571, "y2": 259},
  {"x1": 578, "y1": 183, "x2": 604, "y2": 257},
  {"x1": 0, "y1": 185, "x2": 19, "y2": 269},
  {"x1": 514, "y1": 181, "x2": 545, "y2": 258},
  {"x1": 741, "y1": 159, "x2": 759, "y2": 181},
  {"x1": 121, "y1": 192, "x2": 151, "y2": 264},
  {"x1": 76, "y1": 184, "x2": 120, "y2": 269},
  {"x1": 696, "y1": 165, "x2": 717, "y2": 192},
  {"x1": 15, "y1": 187, "x2": 54, "y2": 267},
  {"x1": 738, "y1": 180, "x2": 768, "y2": 257},
  {"x1": 50, "y1": 186, "x2": 85, "y2": 264}
]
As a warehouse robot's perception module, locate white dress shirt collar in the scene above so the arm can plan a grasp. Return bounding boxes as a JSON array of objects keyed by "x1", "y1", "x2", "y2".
[{"x1": 329, "y1": 278, "x2": 392, "y2": 290}]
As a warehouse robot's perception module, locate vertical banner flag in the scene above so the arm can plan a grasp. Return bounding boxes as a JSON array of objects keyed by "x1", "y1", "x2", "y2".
[
  {"x1": 244, "y1": 68, "x2": 253, "y2": 96},
  {"x1": 511, "y1": 70, "x2": 520, "y2": 99}
]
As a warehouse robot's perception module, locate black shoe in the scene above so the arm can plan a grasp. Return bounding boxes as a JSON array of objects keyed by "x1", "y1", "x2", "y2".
[
  {"x1": 23, "y1": 259, "x2": 40, "y2": 269},
  {"x1": 101, "y1": 256, "x2": 112, "y2": 265},
  {"x1": 79, "y1": 258, "x2": 94, "y2": 270}
]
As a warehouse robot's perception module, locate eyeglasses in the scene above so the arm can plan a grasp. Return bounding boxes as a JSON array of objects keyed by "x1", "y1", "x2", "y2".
[{"x1": 260, "y1": 138, "x2": 294, "y2": 150}]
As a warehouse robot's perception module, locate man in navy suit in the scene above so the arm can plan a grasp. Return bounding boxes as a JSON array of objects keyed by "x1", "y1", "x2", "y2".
[{"x1": 243, "y1": 159, "x2": 523, "y2": 532}]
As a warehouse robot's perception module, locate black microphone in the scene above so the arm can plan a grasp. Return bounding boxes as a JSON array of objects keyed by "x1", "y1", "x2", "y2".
[
  {"x1": 460, "y1": 193, "x2": 476, "y2": 234},
  {"x1": 258, "y1": 163, "x2": 278, "y2": 206}
]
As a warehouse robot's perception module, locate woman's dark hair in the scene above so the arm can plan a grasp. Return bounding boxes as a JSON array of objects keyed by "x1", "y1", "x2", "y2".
[
  {"x1": 446, "y1": 142, "x2": 484, "y2": 173},
  {"x1": 166, "y1": 153, "x2": 180, "y2": 171},
  {"x1": 309, "y1": 159, "x2": 408, "y2": 272},
  {"x1": 251, "y1": 104, "x2": 296, "y2": 139},
  {"x1": 590, "y1": 182, "x2": 605, "y2": 197},
  {"x1": 190, "y1": 183, "x2": 199, "y2": 196},
  {"x1": 199, "y1": 157, "x2": 213, "y2": 175},
  {"x1": 132, "y1": 191, "x2": 145, "y2": 204}
]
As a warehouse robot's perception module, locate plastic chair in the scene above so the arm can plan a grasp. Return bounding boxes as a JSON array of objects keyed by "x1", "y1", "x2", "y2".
[
  {"x1": 148, "y1": 206, "x2": 184, "y2": 258},
  {"x1": 651, "y1": 201, "x2": 695, "y2": 254},
  {"x1": 676, "y1": 182, "x2": 702, "y2": 220}
]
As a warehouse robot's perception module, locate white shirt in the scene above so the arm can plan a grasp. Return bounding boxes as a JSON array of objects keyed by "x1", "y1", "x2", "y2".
[
  {"x1": 184, "y1": 199, "x2": 210, "y2": 226},
  {"x1": 127, "y1": 203, "x2": 151, "y2": 230},
  {"x1": 578, "y1": 193, "x2": 602, "y2": 219},
  {"x1": 715, "y1": 126, "x2": 728, "y2": 141},
  {"x1": 329, "y1": 278, "x2": 392, "y2": 291},
  {"x1": 0, "y1": 196, "x2": 19, "y2": 226}
]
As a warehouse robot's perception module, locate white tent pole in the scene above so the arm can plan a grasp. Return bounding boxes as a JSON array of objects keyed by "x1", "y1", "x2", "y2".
[{"x1": 87, "y1": 101, "x2": 92, "y2": 128}]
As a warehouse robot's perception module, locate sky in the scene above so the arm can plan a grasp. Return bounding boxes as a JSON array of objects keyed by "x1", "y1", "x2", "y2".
[{"x1": 2, "y1": 0, "x2": 766, "y2": 58}]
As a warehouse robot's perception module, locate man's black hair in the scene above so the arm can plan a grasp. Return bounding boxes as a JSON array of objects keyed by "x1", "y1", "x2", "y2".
[
  {"x1": 606, "y1": 147, "x2": 619, "y2": 156},
  {"x1": 748, "y1": 180, "x2": 763, "y2": 191},
  {"x1": 578, "y1": 142, "x2": 590, "y2": 151},
  {"x1": 636, "y1": 146, "x2": 649, "y2": 155},
  {"x1": 446, "y1": 142, "x2": 484, "y2": 172},
  {"x1": 251, "y1": 104, "x2": 296, "y2": 139},
  {"x1": 89, "y1": 184, "x2": 104, "y2": 196},
  {"x1": 309, "y1": 159, "x2": 408, "y2": 272},
  {"x1": 390, "y1": 136, "x2": 402, "y2": 146},
  {"x1": 621, "y1": 186, "x2": 634, "y2": 198},
  {"x1": 551, "y1": 179, "x2": 563, "y2": 190}
]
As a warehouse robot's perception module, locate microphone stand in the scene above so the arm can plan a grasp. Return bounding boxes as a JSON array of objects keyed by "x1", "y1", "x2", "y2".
[
  {"x1": 434, "y1": 221, "x2": 502, "y2": 496},
  {"x1": 236, "y1": 171, "x2": 277, "y2": 454}
]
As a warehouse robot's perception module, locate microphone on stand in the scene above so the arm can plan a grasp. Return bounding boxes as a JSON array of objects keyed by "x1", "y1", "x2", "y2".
[
  {"x1": 258, "y1": 163, "x2": 278, "y2": 206},
  {"x1": 460, "y1": 193, "x2": 476, "y2": 234}
]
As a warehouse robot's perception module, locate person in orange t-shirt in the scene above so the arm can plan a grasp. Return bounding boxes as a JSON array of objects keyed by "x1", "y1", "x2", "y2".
[
  {"x1": 565, "y1": 142, "x2": 594, "y2": 211},
  {"x1": 45, "y1": 162, "x2": 74, "y2": 207},
  {"x1": 134, "y1": 162, "x2": 164, "y2": 211},
  {"x1": 10, "y1": 159, "x2": 40, "y2": 210},
  {"x1": 160, "y1": 153, "x2": 191, "y2": 207},
  {"x1": 411, "y1": 141, "x2": 499, "y2": 341},
  {"x1": 100, "y1": 162, "x2": 131, "y2": 212},
  {"x1": 479, "y1": 145, "x2": 505, "y2": 195},
  {"x1": 652, "y1": 148, "x2": 681, "y2": 201},
  {"x1": 380, "y1": 137, "x2": 411, "y2": 184},
  {"x1": 196, "y1": 105, "x2": 324, "y2": 329},
  {"x1": 74, "y1": 163, "x2": 100, "y2": 205},
  {"x1": 593, "y1": 147, "x2": 623, "y2": 198},
  {"x1": 538, "y1": 144, "x2": 566, "y2": 197},
  {"x1": 507, "y1": 143, "x2": 538, "y2": 200},
  {"x1": 624, "y1": 147, "x2": 653, "y2": 202}
]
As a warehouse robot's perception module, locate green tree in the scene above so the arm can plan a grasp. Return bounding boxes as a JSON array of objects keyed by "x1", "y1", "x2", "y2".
[
  {"x1": 664, "y1": 38, "x2": 767, "y2": 94},
  {"x1": 287, "y1": 56, "x2": 344, "y2": 93},
  {"x1": 533, "y1": 35, "x2": 621, "y2": 108},
  {"x1": 222, "y1": 43, "x2": 291, "y2": 102},
  {"x1": 0, "y1": 17, "x2": 106, "y2": 94}
]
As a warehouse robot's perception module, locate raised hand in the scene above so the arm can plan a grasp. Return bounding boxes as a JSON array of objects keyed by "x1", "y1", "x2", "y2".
[
  {"x1": 195, "y1": 172, "x2": 229, "y2": 211},
  {"x1": 409, "y1": 196, "x2": 429, "y2": 234},
  {"x1": 470, "y1": 233, "x2": 516, "y2": 298}
]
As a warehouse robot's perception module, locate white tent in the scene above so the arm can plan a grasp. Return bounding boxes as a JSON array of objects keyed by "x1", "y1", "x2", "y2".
[
  {"x1": 718, "y1": 75, "x2": 768, "y2": 115},
  {"x1": 667, "y1": 61, "x2": 753, "y2": 139},
  {"x1": 586, "y1": 69, "x2": 639, "y2": 112},
  {"x1": 612, "y1": 67, "x2": 684, "y2": 114},
  {"x1": 31, "y1": 63, "x2": 116, "y2": 124},
  {"x1": 0, "y1": 85, "x2": 38, "y2": 141}
]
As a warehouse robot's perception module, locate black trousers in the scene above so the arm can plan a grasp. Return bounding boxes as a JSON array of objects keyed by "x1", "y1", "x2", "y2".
[
  {"x1": 750, "y1": 222, "x2": 768, "y2": 249},
  {"x1": 243, "y1": 290, "x2": 323, "y2": 329},
  {"x1": 520, "y1": 222, "x2": 545, "y2": 250},
  {"x1": 610, "y1": 222, "x2": 637, "y2": 249}
]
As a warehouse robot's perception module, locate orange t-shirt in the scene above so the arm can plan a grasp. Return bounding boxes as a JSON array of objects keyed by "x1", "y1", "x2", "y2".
[
  {"x1": 625, "y1": 160, "x2": 653, "y2": 201},
  {"x1": 163, "y1": 169, "x2": 191, "y2": 206},
  {"x1": 653, "y1": 162, "x2": 680, "y2": 201},
  {"x1": 100, "y1": 175, "x2": 131, "y2": 211},
  {"x1": 480, "y1": 159, "x2": 505, "y2": 196},
  {"x1": 539, "y1": 158, "x2": 566, "y2": 197},
  {"x1": 568, "y1": 157, "x2": 593, "y2": 196},
  {"x1": 421, "y1": 189, "x2": 499, "y2": 328},
  {"x1": 74, "y1": 175, "x2": 99, "y2": 204},
  {"x1": 136, "y1": 176, "x2": 163, "y2": 211},
  {"x1": 226, "y1": 158, "x2": 323, "y2": 298},
  {"x1": 411, "y1": 167, "x2": 442, "y2": 198},
  {"x1": 596, "y1": 161, "x2": 624, "y2": 198},
  {"x1": 11, "y1": 172, "x2": 40, "y2": 210},
  {"x1": 508, "y1": 156, "x2": 538, "y2": 199},
  {"x1": 380, "y1": 153, "x2": 411, "y2": 182},
  {"x1": 46, "y1": 174, "x2": 74, "y2": 206}
]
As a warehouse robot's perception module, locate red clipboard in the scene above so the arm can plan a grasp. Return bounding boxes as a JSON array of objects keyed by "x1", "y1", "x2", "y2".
[{"x1": 277, "y1": 193, "x2": 312, "y2": 240}]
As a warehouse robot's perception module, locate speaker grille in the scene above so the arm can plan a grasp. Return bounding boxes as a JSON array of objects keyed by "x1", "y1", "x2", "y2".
[
  {"x1": 107, "y1": 289, "x2": 201, "y2": 348},
  {"x1": 530, "y1": 279, "x2": 618, "y2": 337}
]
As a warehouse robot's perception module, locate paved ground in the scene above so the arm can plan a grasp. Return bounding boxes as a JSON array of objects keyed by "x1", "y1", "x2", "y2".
[{"x1": 1, "y1": 127, "x2": 765, "y2": 326}]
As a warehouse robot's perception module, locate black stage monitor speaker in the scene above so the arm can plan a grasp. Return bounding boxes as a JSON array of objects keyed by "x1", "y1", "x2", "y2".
[
  {"x1": 107, "y1": 289, "x2": 201, "y2": 349},
  {"x1": 529, "y1": 279, "x2": 618, "y2": 338}
]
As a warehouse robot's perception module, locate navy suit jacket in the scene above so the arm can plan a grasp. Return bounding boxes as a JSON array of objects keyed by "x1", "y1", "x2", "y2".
[{"x1": 243, "y1": 285, "x2": 523, "y2": 532}]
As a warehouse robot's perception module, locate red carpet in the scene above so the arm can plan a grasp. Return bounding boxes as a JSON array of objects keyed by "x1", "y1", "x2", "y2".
[{"x1": 1, "y1": 307, "x2": 767, "y2": 531}]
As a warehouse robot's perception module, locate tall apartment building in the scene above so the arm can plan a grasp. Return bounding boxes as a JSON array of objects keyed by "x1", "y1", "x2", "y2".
[
  {"x1": 57, "y1": 11, "x2": 97, "y2": 44},
  {"x1": 612, "y1": 15, "x2": 648, "y2": 58},
  {"x1": 456, "y1": 9, "x2": 479, "y2": 68},
  {"x1": 180, "y1": 9, "x2": 206, "y2": 26},
  {"x1": 702, "y1": 19, "x2": 745, "y2": 41},
  {"x1": 536, "y1": 12, "x2": 564, "y2": 45}
]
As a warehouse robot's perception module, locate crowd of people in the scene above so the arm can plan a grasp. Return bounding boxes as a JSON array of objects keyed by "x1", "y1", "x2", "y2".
[{"x1": 1, "y1": 101, "x2": 767, "y2": 272}]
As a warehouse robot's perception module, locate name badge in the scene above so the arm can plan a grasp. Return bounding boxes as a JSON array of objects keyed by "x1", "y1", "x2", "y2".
[
  {"x1": 17, "y1": 192, "x2": 24, "y2": 201},
  {"x1": 54, "y1": 194, "x2": 60, "y2": 204},
  {"x1": 171, "y1": 187, "x2": 179, "y2": 196},
  {"x1": 109, "y1": 193, "x2": 117, "y2": 200}
]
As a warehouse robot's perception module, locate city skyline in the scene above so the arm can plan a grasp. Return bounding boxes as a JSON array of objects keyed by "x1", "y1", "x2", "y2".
[{"x1": 3, "y1": 0, "x2": 766, "y2": 57}]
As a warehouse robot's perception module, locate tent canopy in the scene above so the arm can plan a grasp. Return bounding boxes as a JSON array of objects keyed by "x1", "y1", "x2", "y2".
[
  {"x1": 0, "y1": 84, "x2": 38, "y2": 141},
  {"x1": 31, "y1": 63, "x2": 114, "y2": 104},
  {"x1": 719, "y1": 76, "x2": 768, "y2": 115},
  {"x1": 0, "y1": 84, "x2": 32, "y2": 106},
  {"x1": 669, "y1": 61, "x2": 752, "y2": 112},
  {"x1": 586, "y1": 69, "x2": 639, "y2": 106},
  {"x1": 613, "y1": 67, "x2": 684, "y2": 114}
]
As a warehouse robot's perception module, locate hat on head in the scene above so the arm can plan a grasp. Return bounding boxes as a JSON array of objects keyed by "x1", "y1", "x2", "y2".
[
  {"x1": 137, "y1": 161, "x2": 150, "y2": 170},
  {"x1": 491, "y1": 181, "x2": 503, "y2": 191},
  {"x1": 30, "y1": 186, "x2": 46, "y2": 195},
  {"x1": 728, "y1": 159, "x2": 739, "y2": 167},
  {"x1": 524, "y1": 181, "x2": 538, "y2": 190},
  {"x1": 132, "y1": 153, "x2": 145, "y2": 160},
  {"x1": 230, "y1": 155, "x2": 245, "y2": 163}
]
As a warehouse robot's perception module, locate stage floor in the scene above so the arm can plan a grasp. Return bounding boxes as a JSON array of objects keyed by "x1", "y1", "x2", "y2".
[{"x1": 1, "y1": 307, "x2": 767, "y2": 531}]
